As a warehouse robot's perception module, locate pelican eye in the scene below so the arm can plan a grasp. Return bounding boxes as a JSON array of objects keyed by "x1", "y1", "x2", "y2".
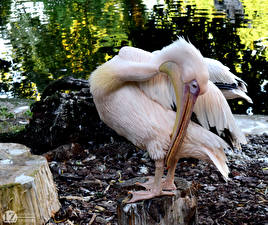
[{"x1": 189, "y1": 80, "x2": 200, "y2": 95}]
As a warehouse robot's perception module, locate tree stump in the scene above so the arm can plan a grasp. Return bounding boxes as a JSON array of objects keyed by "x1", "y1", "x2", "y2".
[
  {"x1": 117, "y1": 177, "x2": 198, "y2": 225},
  {"x1": 0, "y1": 143, "x2": 60, "y2": 225}
]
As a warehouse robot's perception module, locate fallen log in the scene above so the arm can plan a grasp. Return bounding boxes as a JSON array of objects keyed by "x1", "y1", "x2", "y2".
[
  {"x1": 0, "y1": 143, "x2": 60, "y2": 225},
  {"x1": 117, "y1": 177, "x2": 198, "y2": 225}
]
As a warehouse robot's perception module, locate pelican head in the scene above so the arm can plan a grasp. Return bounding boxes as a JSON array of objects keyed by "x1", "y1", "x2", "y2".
[
  {"x1": 160, "y1": 58, "x2": 209, "y2": 168},
  {"x1": 157, "y1": 38, "x2": 209, "y2": 95}
]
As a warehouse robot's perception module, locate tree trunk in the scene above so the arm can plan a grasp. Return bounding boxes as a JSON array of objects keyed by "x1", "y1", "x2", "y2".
[
  {"x1": 117, "y1": 177, "x2": 198, "y2": 225},
  {"x1": 0, "y1": 143, "x2": 60, "y2": 225}
]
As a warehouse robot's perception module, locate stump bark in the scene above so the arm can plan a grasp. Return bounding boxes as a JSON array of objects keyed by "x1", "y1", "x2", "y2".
[
  {"x1": 117, "y1": 177, "x2": 198, "y2": 225},
  {"x1": 0, "y1": 143, "x2": 60, "y2": 225}
]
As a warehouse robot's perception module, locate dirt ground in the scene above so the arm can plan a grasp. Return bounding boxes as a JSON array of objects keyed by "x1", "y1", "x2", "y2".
[{"x1": 45, "y1": 134, "x2": 268, "y2": 225}]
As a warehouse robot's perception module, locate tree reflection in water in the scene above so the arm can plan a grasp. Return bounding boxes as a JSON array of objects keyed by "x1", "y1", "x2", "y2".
[{"x1": 0, "y1": 0, "x2": 267, "y2": 114}]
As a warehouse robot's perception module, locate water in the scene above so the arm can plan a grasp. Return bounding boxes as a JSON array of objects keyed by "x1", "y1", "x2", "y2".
[
  {"x1": 0, "y1": 0, "x2": 267, "y2": 114},
  {"x1": 235, "y1": 114, "x2": 268, "y2": 135}
]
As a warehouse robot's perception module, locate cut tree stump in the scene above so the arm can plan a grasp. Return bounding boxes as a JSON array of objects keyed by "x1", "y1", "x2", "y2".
[
  {"x1": 117, "y1": 177, "x2": 198, "y2": 225},
  {"x1": 0, "y1": 143, "x2": 60, "y2": 225}
]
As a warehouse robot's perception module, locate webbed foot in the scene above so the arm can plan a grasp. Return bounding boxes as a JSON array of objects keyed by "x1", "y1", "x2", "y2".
[
  {"x1": 127, "y1": 190, "x2": 175, "y2": 203},
  {"x1": 135, "y1": 176, "x2": 176, "y2": 191}
]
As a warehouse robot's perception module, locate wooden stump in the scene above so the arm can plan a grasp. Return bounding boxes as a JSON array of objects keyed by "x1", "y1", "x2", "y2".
[
  {"x1": 117, "y1": 177, "x2": 198, "y2": 225},
  {"x1": 0, "y1": 143, "x2": 60, "y2": 225}
]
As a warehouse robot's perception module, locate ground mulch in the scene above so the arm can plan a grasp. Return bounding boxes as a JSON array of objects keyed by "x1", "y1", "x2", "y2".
[{"x1": 46, "y1": 134, "x2": 268, "y2": 225}]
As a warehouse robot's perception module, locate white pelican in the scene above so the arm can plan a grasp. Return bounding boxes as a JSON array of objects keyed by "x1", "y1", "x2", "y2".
[{"x1": 89, "y1": 38, "x2": 245, "y2": 202}]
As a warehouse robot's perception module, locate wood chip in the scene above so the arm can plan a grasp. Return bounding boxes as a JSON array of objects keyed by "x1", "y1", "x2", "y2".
[
  {"x1": 95, "y1": 205, "x2": 105, "y2": 212},
  {"x1": 88, "y1": 213, "x2": 97, "y2": 225},
  {"x1": 60, "y1": 195, "x2": 92, "y2": 201}
]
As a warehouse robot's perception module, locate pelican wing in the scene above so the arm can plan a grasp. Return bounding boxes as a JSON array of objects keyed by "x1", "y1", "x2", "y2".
[
  {"x1": 205, "y1": 57, "x2": 247, "y2": 90},
  {"x1": 205, "y1": 57, "x2": 252, "y2": 103},
  {"x1": 193, "y1": 81, "x2": 247, "y2": 148}
]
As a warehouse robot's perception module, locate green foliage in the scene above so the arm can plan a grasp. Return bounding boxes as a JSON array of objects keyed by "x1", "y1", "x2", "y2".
[
  {"x1": 0, "y1": 107, "x2": 15, "y2": 119},
  {"x1": 0, "y1": 121, "x2": 25, "y2": 133},
  {"x1": 24, "y1": 109, "x2": 33, "y2": 118}
]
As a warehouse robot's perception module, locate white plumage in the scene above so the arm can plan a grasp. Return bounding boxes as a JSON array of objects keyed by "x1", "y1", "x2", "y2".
[
  {"x1": 181, "y1": 122, "x2": 229, "y2": 179},
  {"x1": 193, "y1": 80, "x2": 247, "y2": 147},
  {"x1": 205, "y1": 57, "x2": 252, "y2": 103}
]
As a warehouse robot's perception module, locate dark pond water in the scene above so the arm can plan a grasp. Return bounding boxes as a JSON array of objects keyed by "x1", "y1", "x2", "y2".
[{"x1": 0, "y1": 0, "x2": 267, "y2": 114}]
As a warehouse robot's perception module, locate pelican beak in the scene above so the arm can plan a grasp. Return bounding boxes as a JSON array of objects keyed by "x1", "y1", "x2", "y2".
[{"x1": 159, "y1": 61, "x2": 200, "y2": 168}]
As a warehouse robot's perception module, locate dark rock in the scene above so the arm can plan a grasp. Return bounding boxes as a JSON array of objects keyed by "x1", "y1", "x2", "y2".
[{"x1": 0, "y1": 77, "x2": 125, "y2": 154}]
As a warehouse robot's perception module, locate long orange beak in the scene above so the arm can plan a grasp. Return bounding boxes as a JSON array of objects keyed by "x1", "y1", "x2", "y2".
[{"x1": 159, "y1": 61, "x2": 200, "y2": 168}]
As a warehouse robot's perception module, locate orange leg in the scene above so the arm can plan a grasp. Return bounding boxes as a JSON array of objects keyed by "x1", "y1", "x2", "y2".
[
  {"x1": 163, "y1": 160, "x2": 177, "y2": 190},
  {"x1": 128, "y1": 159, "x2": 174, "y2": 203},
  {"x1": 135, "y1": 160, "x2": 177, "y2": 191}
]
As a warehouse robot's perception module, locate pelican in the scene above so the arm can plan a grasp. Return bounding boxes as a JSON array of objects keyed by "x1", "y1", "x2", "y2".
[{"x1": 89, "y1": 38, "x2": 246, "y2": 202}]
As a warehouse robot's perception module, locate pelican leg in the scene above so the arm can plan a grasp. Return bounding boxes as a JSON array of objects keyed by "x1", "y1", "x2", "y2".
[
  {"x1": 135, "y1": 161, "x2": 177, "y2": 191},
  {"x1": 163, "y1": 160, "x2": 177, "y2": 190},
  {"x1": 136, "y1": 161, "x2": 177, "y2": 191},
  {"x1": 128, "y1": 159, "x2": 174, "y2": 203}
]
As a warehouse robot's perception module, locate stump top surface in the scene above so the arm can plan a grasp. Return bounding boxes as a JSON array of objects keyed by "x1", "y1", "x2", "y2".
[
  {"x1": 0, "y1": 143, "x2": 47, "y2": 186},
  {"x1": 117, "y1": 177, "x2": 197, "y2": 225}
]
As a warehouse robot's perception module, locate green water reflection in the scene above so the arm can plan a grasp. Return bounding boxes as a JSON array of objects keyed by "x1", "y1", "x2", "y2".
[{"x1": 0, "y1": 0, "x2": 267, "y2": 114}]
